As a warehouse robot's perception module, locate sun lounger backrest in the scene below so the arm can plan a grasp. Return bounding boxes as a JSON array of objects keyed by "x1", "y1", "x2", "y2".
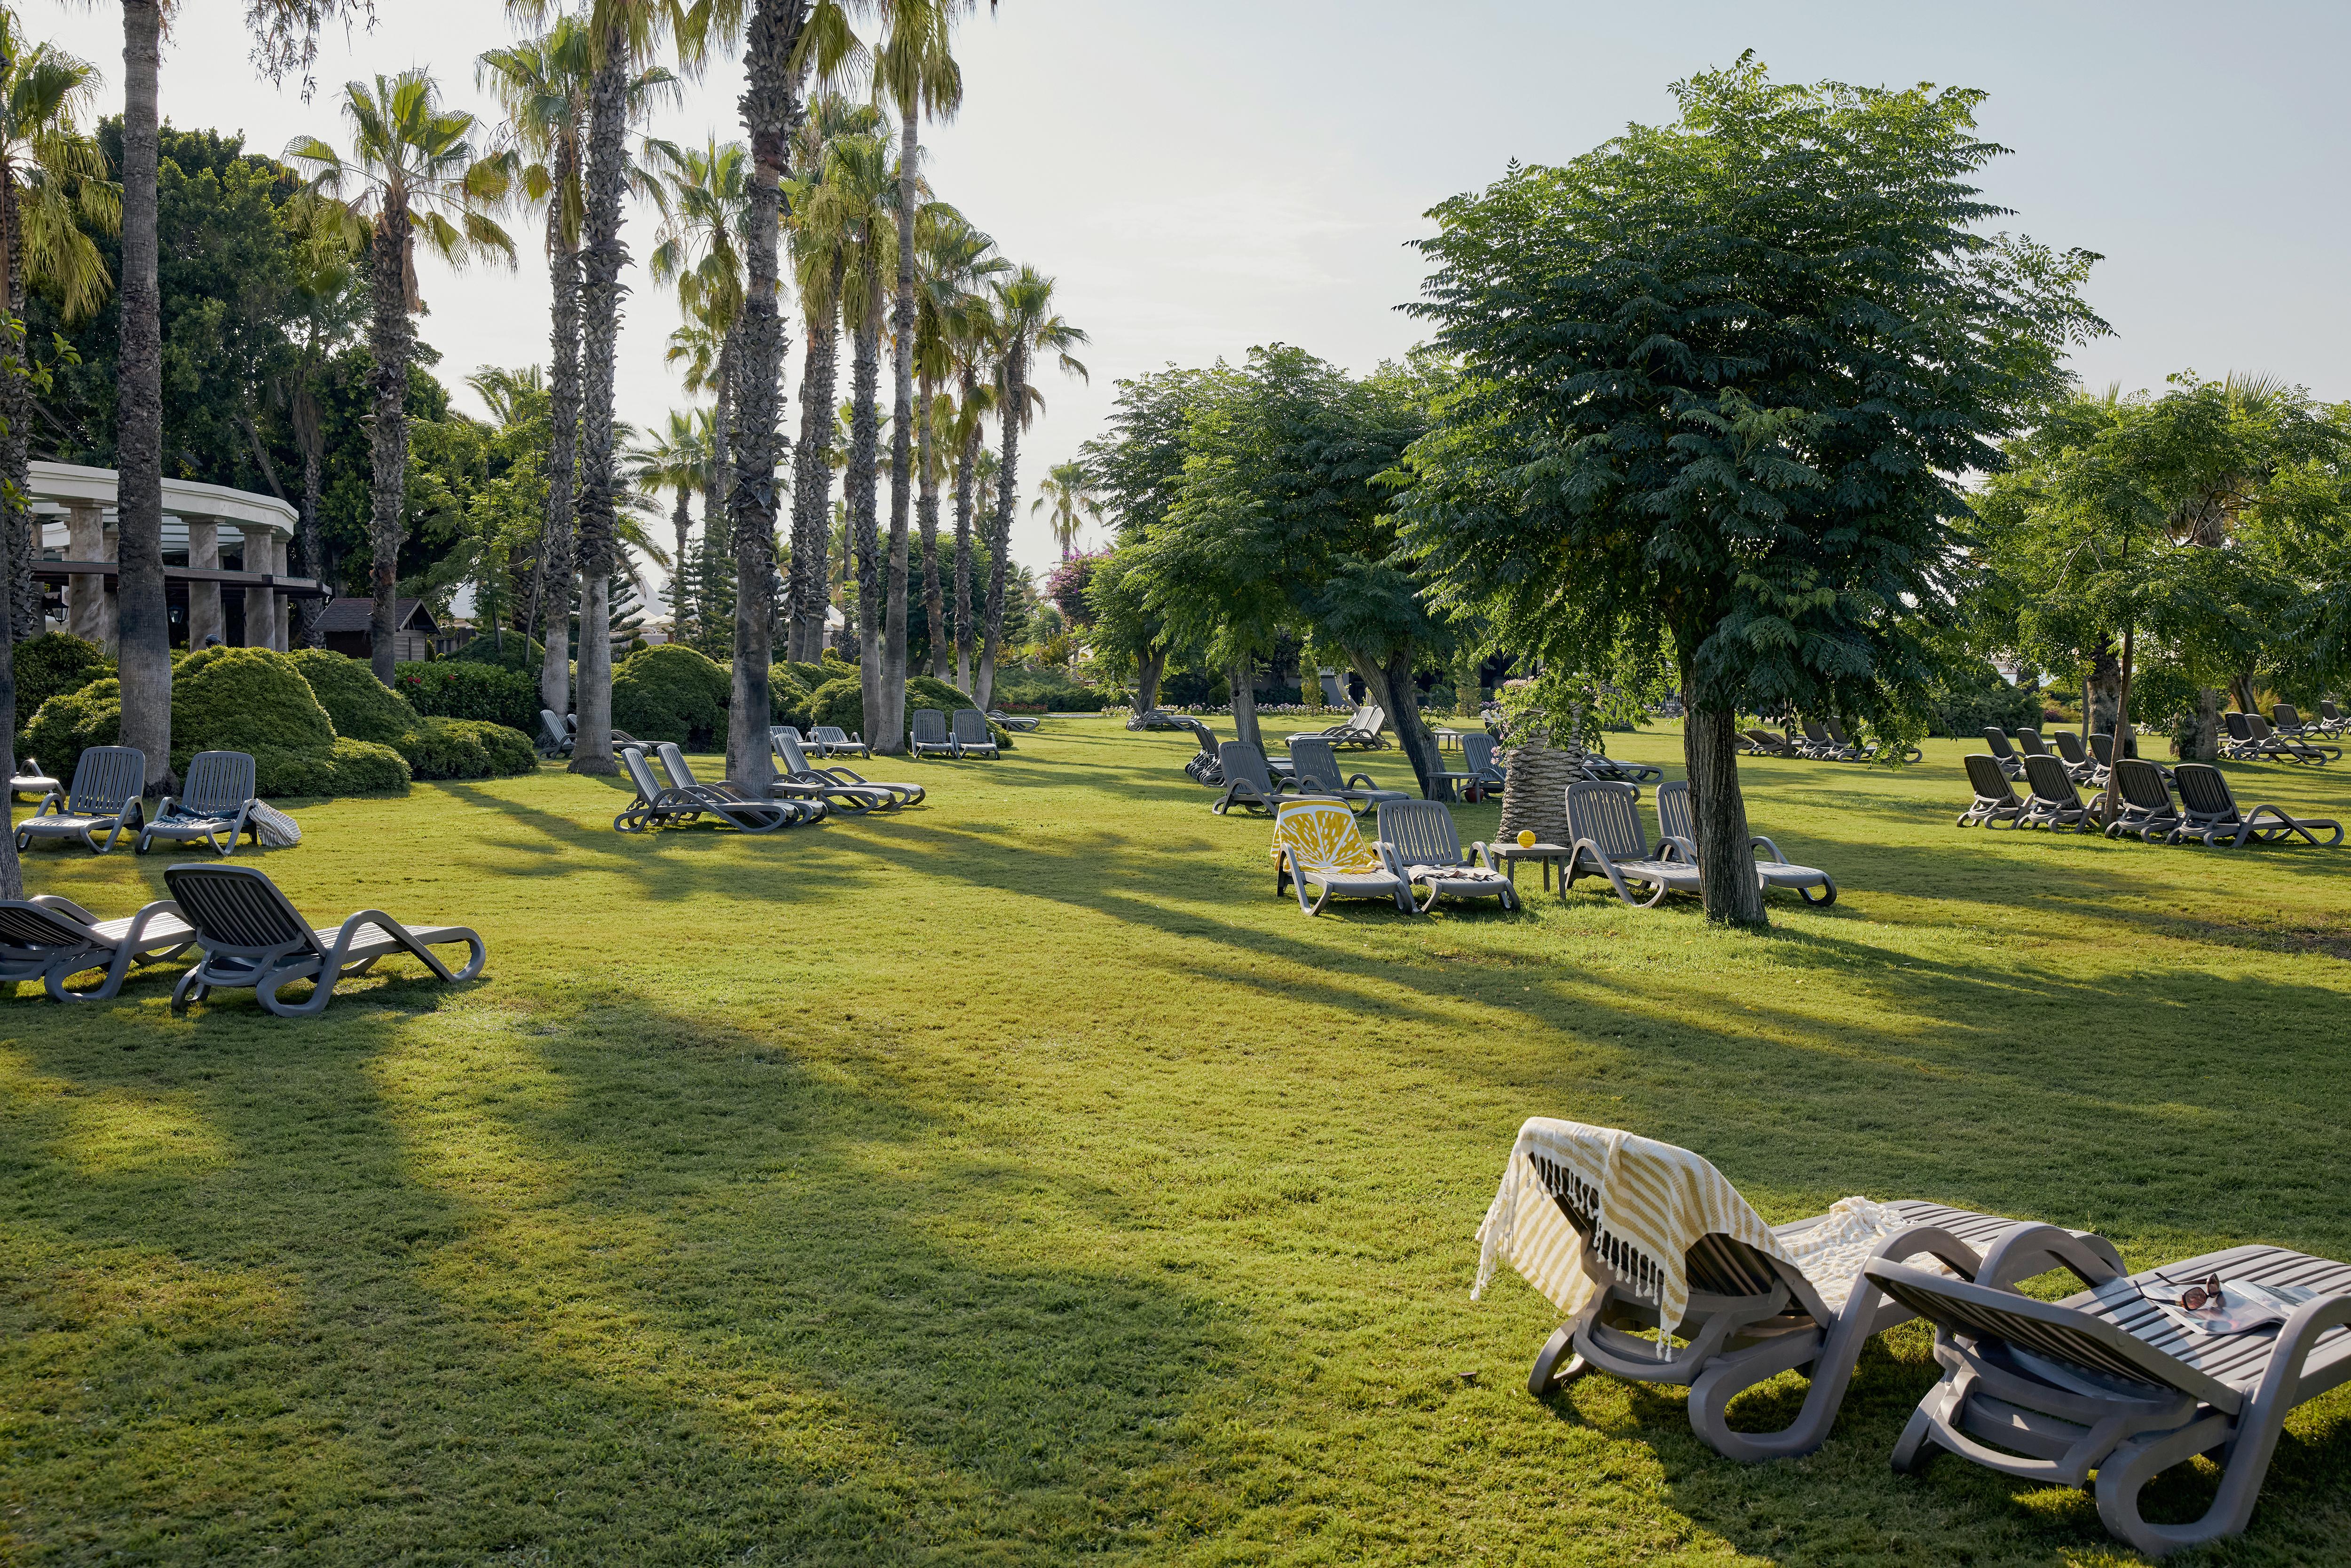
[
  {"x1": 0, "y1": 901, "x2": 92, "y2": 948},
  {"x1": 1979, "y1": 726, "x2": 2014, "y2": 759},
  {"x1": 1565, "y1": 780, "x2": 1649, "y2": 860},
  {"x1": 1218, "y1": 741, "x2": 1274, "y2": 793},
  {"x1": 910, "y1": 709, "x2": 948, "y2": 746},
  {"x1": 1288, "y1": 736, "x2": 1344, "y2": 789},
  {"x1": 620, "y1": 746, "x2": 666, "y2": 804},
  {"x1": 2172, "y1": 762, "x2": 2238, "y2": 823},
  {"x1": 1362, "y1": 705, "x2": 1386, "y2": 736},
  {"x1": 1375, "y1": 799, "x2": 1462, "y2": 867},
  {"x1": 162, "y1": 863, "x2": 319, "y2": 956},
  {"x1": 2275, "y1": 703, "x2": 2304, "y2": 731},
  {"x1": 2246, "y1": 712, "x2": 2281, "y2": 742},
  {"x1": 2013, "y1": 728, "x2": 2047, "y2": 756},
  {"x1": 1272, "y1": 799, "x2": 1385, "y2": 876},
  {"x1": 2112, "y1": 758, "x2": 2174, "y2": 813},
  {"x1": 1530, "y1": 1153, "x2": 1794, "y2": 1302},
  {"x1": 65, "y1": 745, "x2": 145, "y2": 815},
  {"x1": 1964, "y1": 753, "x2": 2019, "y2": 804},
  {"x1": 2051, "y1": 731, "x2": 2088, "y2": 765},
  {"x1": 1803, "y1": 719, "x2": 1832, "y2": 747},
  {"x1": 2325, "y1": 701, "x2": 2345, "y2": 725},
  {"x1": 1654, "y1": 779, "x2": 1693, "y2": 843},
  {"x1": 1461, "y1": 733, "x2": 1500, "y2": 775},
  {"x1": 655, "y1": 742, "x2": 704, "y2": 790},
  {"x1": 1825, "y1": 717, "x2": 1853, "y2": 746},
  {"x1": 179, "y1": 751, "x2": 256, "y2": 817},
  {"x1": 951, "y1": 709, "x2": 994, "y2": 747},
  {"x1": 2224, "y1": 712, "x2": 2253, "y2": 743},
  {"x1": 771, "y1": 728, "x2": 815, "y2": 775},
  {"x1": 2022, "y1": 753, "x2": 2082, "y2": 807},
  {"x1": 814, "y1": 725, "x2": 854, "y2": 746},
  {"x1": 1865, "y1": 1266, "x2": 2220, "y2": 1407}
]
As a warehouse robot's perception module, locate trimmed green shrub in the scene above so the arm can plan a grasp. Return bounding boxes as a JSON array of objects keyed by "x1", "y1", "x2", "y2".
[
  {"x1": 990, "y1": 670, "x2": 1113, "y2": 713},
  {"x1": 809, "y1": 673, "x2": 1014, "y2": 749},
  {"x1": 612, "y1": 644, "x2": 730, "y2": 748},
  {"x1": 394, "y1": 661, "x2": 540, "y2": 733},
  {"x1": 447, "y1": 632, "x2": 546, "y2": 673},
  {"x1": 23, "y1": 676, "x2": 120, "y2": 772},
  {"x1": 319, "y1": 737, "x2": 412, "y2": 796},
  {"x1": 289, "y1": 648, "x2": 420, "y2": 744},
  {"x1": 767, "y1": 663, "x2": 814, "y2": 731},
  {"x1": 13, "y1": 633, "x2": 112, "y2": 733}
]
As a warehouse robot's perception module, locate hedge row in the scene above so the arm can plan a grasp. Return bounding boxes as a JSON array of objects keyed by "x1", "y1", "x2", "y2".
[{"x1": 393, "y1": 661, "x2": 542, "y2": 733}]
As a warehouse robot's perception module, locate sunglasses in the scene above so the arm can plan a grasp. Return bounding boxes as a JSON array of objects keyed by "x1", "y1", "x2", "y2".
[{"x1": 2178, "y1": 1274, "x2": 2226, "y2": 1313}]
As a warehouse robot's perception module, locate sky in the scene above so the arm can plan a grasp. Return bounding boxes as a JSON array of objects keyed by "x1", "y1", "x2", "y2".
[{"x1": 27, "y1": 0, "x2": 2351, "y2": 597}]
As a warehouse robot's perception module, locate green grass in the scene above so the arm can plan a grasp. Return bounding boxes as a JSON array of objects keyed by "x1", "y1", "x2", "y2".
[{"x1": 6, "y1": 719, "x2": 2351, "y2": 1566}]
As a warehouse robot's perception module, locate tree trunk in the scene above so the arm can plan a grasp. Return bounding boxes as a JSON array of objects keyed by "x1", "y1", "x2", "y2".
[
  {"x1": 977, "y1": 347, "x2": 1026, "y2": 714},
  {"x1": 696, "y1": 326, "x2": 735, "y2": 651},
  {"x1": 2230, "y1": 670, "x2": 2259, "y2": 719},
  {"x1": 952, "y1": 366, "x2": 980, "y2": 693},
  {"x1": 671, "y1": 488, "x2": 692, "y2": 632},
  {"x1": 569, "y1": 39, "x2": 630, "y2": 776},
  {"x1": 2104, "y1": 624, "x2": 2135, "y2": 827},
  {"x1": 2086, "y1": 640, "x2": 2121, "y2": 744},
  {"x1": 365, "y1": 203, "x2": 412, "y2": 686},
  {"x1": 0, "y1": 433, "x2": 20, "y2": 897},
  {"x1": 1684, "y1": 705, "x2": 1767, "y2": 928},
  {"x1": 1132, "y1": 646, "x2": 1165, "y2": 715},
  {"x1": 788, "y1": 263, "x2": 840, "y2": 662},
  {"x1": 2191, "y1": 686, "x2": 2221, "y2": 762},
  {"x1": 114, "y1": 0, "x2": 171, "y2": 789},
  {"x1": 0, "y1": 165, "x2": 37, "y2": 643},
  {"x1": 725, "y1": 0, "x2": 809, "y2": 790},
  {"x1": 849, "y1": 272, "x2": 884, "y2": 746},
  {"x1": 1345, "y1": 644, "x2": 1441, "y2": 798},
  {"x1": 918, "y1": 376, "x2": 946, "y2": 678},
  {"x1": 1228, "y1": 658, "x2": 1261, "y2": 752},
  {"x1": 540, "y1": 151, "x2": 582, "y2": 717},
  {"x1": 293, "y1": 375, "x2": 328, "y2": 648},
  {"x1": 878, "y1": 97, "x2": 918, "y2": 749}
]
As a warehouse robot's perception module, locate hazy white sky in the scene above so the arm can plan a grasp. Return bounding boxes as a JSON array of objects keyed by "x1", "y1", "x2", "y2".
[{"x1": 28, "y1": 0, "x2": 2351, "y2": 587}]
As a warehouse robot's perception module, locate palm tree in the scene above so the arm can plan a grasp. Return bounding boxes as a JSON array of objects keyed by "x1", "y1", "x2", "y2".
[
  {"x1": 648, "y1": 134, "x2": 748, "y2": 616},
  {"x1": 1030, "y1": 461, "x2": 1100, "y2": 559},
  {"x1": 875, "y1": 0, "x2": 972, "y2": 745},
  {"x1": 946, "y1": 353, "x2": 997, "y2": 692},
  {"x1": 626, "y1": 410, "x2": 709, "y2": 640},
  {"x1": 0, "y1": 15, "x2": 115, "y2": 640},
  {"x1": 909, "y1": 207, "x2": 1001, "y2": 680},
  {"x1": 976, "y1": 266, "x2": 1086, "y2": 712},
  {"x1": 278, "y1": 192, "x2": 366, "y2": 648},
  {"x1": 288, "y1": 70, "x2": 514, "y2": 686}
]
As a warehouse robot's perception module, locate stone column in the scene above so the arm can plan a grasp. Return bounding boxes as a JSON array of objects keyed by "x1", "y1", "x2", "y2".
[
  {"x1": 186, "y1": 518, "x2": 224, "y2": 648},
  {"x1": 240, "y1": 523, "x2": 278, "y2": 650},
  {"x1": 65, "y1": 501, "x2": 111, "y2": 646}
]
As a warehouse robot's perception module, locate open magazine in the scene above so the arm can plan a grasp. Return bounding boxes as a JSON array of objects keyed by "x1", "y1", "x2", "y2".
[{"x1": 2137, "y1": 1278, "x2": 2320, "y2": 1338}]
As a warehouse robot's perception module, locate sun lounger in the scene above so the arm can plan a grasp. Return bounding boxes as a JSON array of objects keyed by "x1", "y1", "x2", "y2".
[
  {"x1": 1428, "y1": 733, "x2": 1508, "y2": 800},
  {"x1": 1375, "y1": 798, "x2": 1516, "y2": 913},
  {"x1": 908, "y1": 708, "x2": 958, "y2": 759},
  {"x1": 1290, "y1": 703, "x2": 1387, "y2": 750},
  {"x1": 1270, "y1": 798, "x2": 1412, "y2": 914},
  {"x1": 16, "y1": 745, "x2": 145, "y2": 854},
  {"x1": 1738, "y1": 727, "x2": 1796, "y2": 757},
  {"x1": 1181, "y1": 719, "x2": 1227, "y2": 785},
  {"x1": 1287, "y1": 736, "x2": 1411, "y2": 816},
  {"x1": 2317, "y1": 699, "x2": 2351, "y2": 737},
  {"x1": 1957, "y1": 753, "x2": 2027, "y2": 827},
  {"x1": 0, "y1": 893, "x2": 197, "y2": 1002},
  {"x1": 767, "y1": 728, "x2": 897, "y2": 812},
  {"x1": 136, "y1": 750, "x2": 263, "y2": 856},
  {"x1": 2018, "y1": 753, "x2": 2098, "y2": 832},
  {"x1": 2244, "y1": 710, "x2": 2336, "y2": 764},
  {"x1": 809, "y1": 724, "x2": 871, "y2": 759},
  {"x1": 773, "y1": 728, "x2": 921, "y2": 807},
  {"x1": 538, "y1": 709, "x2": 574, "y2": 758},
  {"x1": 655, "y1": 743, "x2": 819, "y2": 830},
  {"x1": 1579, "y1": 752, "x2": 1665, "y2": 785},
  {"x1": 1477, "y1": 1118, "x2": 2123, "y2": 1462},
  {"x1": 986, "y1": 708, "x2": 1041, "y2": 732},
  {"x1": 949, "y1": 709, "x2": 1001, "y2": 758},
  {"x1": 1562, "y1": 780, "x2": 1713, "y2": 906},
  {"x1": 1867, "y1": 1239, "x2": 2351, "y2": 1557},
  {"x1": 2169, "y1": 762, "x2": 2342, "y2": 847},
  {"x1": 1980, "y1": 726, "x2": 2026, "y2": 779},
  {"x1": 1656, "y1": 780, "x2": 1835, "y2": 904},
  {"x1": 2051, "y1": 729, "x2": 2104, "y2": 787},
  {"x1": 9, "y1": 755, "x2": 61, "y2": 803},
  {"x1": 1212, "y1": 742, "x2": 1310, "y2": 816},
  {"x1": 161, "y1": 862, "x2": 485, "y2": 1017},
  {"x1": 2270, "y1": 701, "x2": 2319, "y2": 741},
  {"x1": 2103, "y1": 757, "x2": 2182, "y2": 842}
]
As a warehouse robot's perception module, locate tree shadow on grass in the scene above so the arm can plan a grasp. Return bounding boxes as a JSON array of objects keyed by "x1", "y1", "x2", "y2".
[{"x1": 0, "y1": 991, "x2": 1237, "y2": 1563}]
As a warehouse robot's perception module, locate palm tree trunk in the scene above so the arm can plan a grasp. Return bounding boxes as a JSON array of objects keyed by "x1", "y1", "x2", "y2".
[
  {"x1": 365, "y1": 205, "x2": 412, "y2": 686},
  {"x1": 0, "y1": 403, "x2": 20, "y2": 896},
  {"x1": 953, "y1": 366, "x2": 979, "y2": 693},
  {"x1": 570, "y1": 41, "x2": 630, "y2": 776},
  {"x1": 917, "y1": 372, "x2": 946, "y2": 678},
  {"x1": 977, "y1": 347, "x2": 1026, "y2": 714},
  {"x1": 879, "y1": 100, "x2": 918, "y2": 751},
  {"x1": 849, "y1": 274, "x2": 884, "y2": 741},
  {"x1": 789, "y1": 273, "x2": 840, "y2": 662},
  {"x1": 699, "y1": 326, "x2": 735, "y2": 649},
  {"x1": 540, "y1": 153, "x2": 582, "y2": 717},
  {"x1": 295, "y1": 405, "x2": 326, "y2": 646},
  {"x1": 726, "y1": 0, "x2": 810, "y2": 789},
  {"x1": 0, "y1": 165, "x2": 37, "y2": 643},
  {"x1": 671, "y1": 487, "x2": 692, "y2": 632},
  {"x1": 114, "y1": 0, "x2": 171, "y2": 788}
]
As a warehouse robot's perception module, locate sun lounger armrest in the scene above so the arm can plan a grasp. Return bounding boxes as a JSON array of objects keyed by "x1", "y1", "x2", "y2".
[
  {"x1": 120, "y1": 899, "x2": 189, "y2": 947},
  {"x1": 32, "y1": 790, "x2": 62, "y2": 815},
  {"x1": 1344, "y1": 771, "x2": 1377, "y2": 790},
  {"x1": 31, "y1": 893, "x2": 101, "y2": 924},
  {"x1": 1748, "y1": 834, "x2": 1785, "y2": 862},
  {"x1": 1972, "y1": 1223, "x2": 2127, "y2": 1291}
]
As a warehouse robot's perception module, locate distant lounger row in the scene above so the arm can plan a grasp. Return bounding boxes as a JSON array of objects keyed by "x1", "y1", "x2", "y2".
[{"x1": 1958, "y1": 754, "x2": 2341, "y2": 846}]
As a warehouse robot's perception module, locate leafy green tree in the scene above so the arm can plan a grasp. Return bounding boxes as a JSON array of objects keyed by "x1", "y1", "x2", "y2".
[{"x1": 1398, "y1": 58, "x2": 2102, "y2": 923}]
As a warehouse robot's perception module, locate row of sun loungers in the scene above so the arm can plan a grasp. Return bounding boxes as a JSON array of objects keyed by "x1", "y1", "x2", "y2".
[
  {"x1": 1958, "y1": 753, "x2": 2342, "y2": 846},
  {"x1": 614, "y1": 732, "x2": 932, "y2": 834},
  {"x1": 1477, "y1": 1117, "x2": 2349, "y2": 1557},
  {"x1": 1740, "y1": 718, "x2": 1921, "y2": 764},
  {"x1": 2, "y1": 863, "x2": 482, "y2": 1014},
  {"x1": 15, "y1": 747, "x2": 270, "y2": 857},
  {"x1": 909, "y1": 707, "x2": 1002, "y2": 759}
]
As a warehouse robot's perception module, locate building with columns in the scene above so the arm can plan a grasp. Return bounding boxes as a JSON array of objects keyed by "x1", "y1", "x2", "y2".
[{"x1": 27, "y1": 461, "x2": 323, "y2": 650}]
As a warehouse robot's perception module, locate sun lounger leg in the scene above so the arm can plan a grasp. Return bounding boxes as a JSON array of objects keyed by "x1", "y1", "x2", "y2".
[{"x1": 1526, "y1": 1325, "x2": 1592, "y2": 1396}]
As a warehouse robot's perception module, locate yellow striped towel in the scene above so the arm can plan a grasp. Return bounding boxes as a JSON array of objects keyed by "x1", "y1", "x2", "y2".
[{"x1": 1473, "y1": 1118, "x2": 1919, "y2": 1344}]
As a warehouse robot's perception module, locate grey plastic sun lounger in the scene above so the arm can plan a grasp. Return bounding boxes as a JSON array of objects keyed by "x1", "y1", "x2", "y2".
[
  {"x1": 0, "y1": 893, "x2": 197, "y2": 1002},
  {"x1": 1562, "y1": 780, "x2": 1712, "y2": 906},
  {"x1": 908, "y1": 708, "x2": 958, "y2": 759},
  {"x1": 809, "y1": 724, "x2": 871, "y2": 759},
  {"x1": 1290, "y1": 703, "x2": 1387, "y2": 750},
  {"x1": 2104, "y1": 757, "x2": 2182, "y2": 843},
  {"x1": 1212, "y1": 741, "x2": 1311, "y2": 816},
  {"x1": 2051, "y1": 729, "x2": 2103, "y2": 786},
  {"x1": 162, "y1": 861, "x2": 485, "y2": 1017},
  {"x1": 615, "y1": 746, "x2": 806, "y2": 833},
  {"x1": 1738, "y1": 727, "x2": 1796, "y2": 757},
  {"x1": 1579, "y1": 751, "x2": 1665, "y2": 785},
  {"x1": 2243, "y1": 710, "x2": 2336, "y2": 764},
  {"x1": 2169, "y1": 762, "x2": 2342, "y2": 847},
  {"x1": 1509, "y1": 1133, "x2": 2123, "y2": 1463},
  {"x1": 655, "y1": 743, "x2": 819, "y2": 830},
  {"x1": 138, "y1": 750, "x2": 262, "y2": 856},
  {"x1": 773, "y1": 728, "x2": 921, "y2": 808},
  {"x1": 1957, "y1": 753, "x2": 2027, "y2": 827},
  {"x1": 16, "y1": 745, "x2": 146, "y2": 854},
  {"x1": 767, "y1": 728, "x2": 897, "y2": 812},
  {"x1": 1428, "y1": 733, "x2": 1508, "y2": 800},
  {"x1": 1287, "y1": 736, "x2": 1411, "y2": 816},
  {"x1": 1656, "y1": 780, "x2": 1835, "y2": 904},
  {"x1": 10, "y1": 755, "x2": 62, "y2": 803},
  {"x1": 949, "y1": 708, "x2": 1001, "y2": 758},
  {"x1": 1867, "y1": 1237, "x2": 2351, "y2": 1557},
  {"x1": 1375, "y1": 798, "x2": 1517, "y2": 913},
  {"x1": 2317, "y1": 699, "x2": 2351, "y2": 736},
  {"x1": 2018, "y1": 753, "x2": 2097, "y2": 832},
  {"x1": 986, "y1": 707, "x2": 1041, "y2": 732},
  {"x1": 1980, "y1": 726, "x2": 2026, "y2": 779},
  {"x1": 2270, "y1": 701, "x2": 2319, "y2": 741},
  {"x1": 538, "y1": 709, "x2": 574, "y2": 757}
]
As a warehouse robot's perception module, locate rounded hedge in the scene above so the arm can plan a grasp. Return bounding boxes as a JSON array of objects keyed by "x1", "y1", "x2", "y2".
[
  {"x1": 399, "y1": 716, "x2": 537, "y2": 780},
  {"x1": 612, "y1": 644, "x2": 730, "y2": 748},
  {"x1": 288, "y1": 648, "x2": 421, "y2": 744},
  {"x1": 446, "y1": 632, "x2": 547, "y2": 673},
  {"x1": 12, "y1": 633, "x2": 112, "y2": 734},
  {"x1": 22, "y1": 676, "x2": 120, "y2": 770}
]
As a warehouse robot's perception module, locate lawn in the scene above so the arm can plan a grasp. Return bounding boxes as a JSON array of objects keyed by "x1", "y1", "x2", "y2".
[{"x1": 6, "y1": 717, "x2": 2351, "y2": 1567}]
